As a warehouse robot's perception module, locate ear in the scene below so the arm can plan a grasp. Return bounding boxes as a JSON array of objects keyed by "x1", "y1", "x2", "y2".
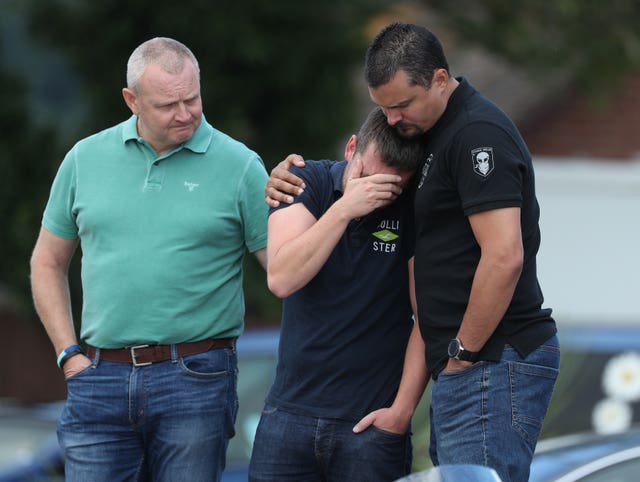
[
  {"x1": 122, "y1": 88, "x2": 139, "y2": 115},
  {"x1": 344, "y1": 135, "x2": 358, "y2": 161},
  {"x1": 433, "y1": 68, "x2": 450, "y2": 91}
]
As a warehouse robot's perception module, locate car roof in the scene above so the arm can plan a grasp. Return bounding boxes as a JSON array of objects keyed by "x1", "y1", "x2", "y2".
[
  {"x1": 530, "y1": 427, "x2": 640, "y2": 482},
  {"x1": 236, "y1": 328, "x2": 280, "y2": 356}
]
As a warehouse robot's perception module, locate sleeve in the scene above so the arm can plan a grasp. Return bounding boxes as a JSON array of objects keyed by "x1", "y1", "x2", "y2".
[
  {"x1": 42, "y1": 149, "x2": 79, "y2": 239},
  {"x1": 449, "y1": 122, "x2": 527, "y2": 216},
  {"x1": 268, "y1": 161, "x2": 329, "y2": 221},
  {"x1": 239, "y1": 153, "x2": 269, "y2": 253}
]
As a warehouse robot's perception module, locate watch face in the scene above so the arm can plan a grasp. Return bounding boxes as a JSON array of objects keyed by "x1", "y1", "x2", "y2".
[{"x1": 447, "y1": 339, "x2": 460, "y2": 358}]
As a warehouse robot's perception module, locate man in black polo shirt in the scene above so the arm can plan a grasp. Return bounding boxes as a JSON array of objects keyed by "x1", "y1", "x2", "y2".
[{"x1": 267, "y1": 22, "x2": 559, "y2": 482}]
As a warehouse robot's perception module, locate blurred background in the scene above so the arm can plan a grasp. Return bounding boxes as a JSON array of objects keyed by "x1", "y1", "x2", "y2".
[{"x1": 1, "y1": 0, "x2": 640, "y2": 478}]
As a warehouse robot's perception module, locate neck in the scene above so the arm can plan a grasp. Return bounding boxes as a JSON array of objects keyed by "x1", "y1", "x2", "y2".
[{"x1": 444, "y1": 77, "x2": 460, "y2": 101}]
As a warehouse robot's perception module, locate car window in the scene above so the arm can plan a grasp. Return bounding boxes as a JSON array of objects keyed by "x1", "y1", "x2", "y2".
[
  {"x1": 226, "y1": 353, "x2": 277, "y2": 464},
  {"x1": 579, "y1": 458, "x2": 640, "y2": 482}
]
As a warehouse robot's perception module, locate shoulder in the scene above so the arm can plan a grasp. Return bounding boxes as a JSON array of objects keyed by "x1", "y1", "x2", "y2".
[
  {"x1": 62, "y1": 121, "x2": 131, "y2": 171},
  {"x1": 292, "y1": 160, "x2": 343, "y2": 198},
  {"x1": 457, "y1": 84, "x2": 521, "y2": 142},
  {"x1": 290, "y1": 159, "x2": 335, "y2": 181},
  {"x1": 452, "y1": 88, "x2": 527, "y2": 157},
  {"x1": 270, "y1": 160, "x2": 340, "y2": 218},
  {"x1": 72, "y1": 120, "x2": 128, "y2": 152},
  {"x1": 209, "y1": 127, "x2": 260, "y2": 161}
]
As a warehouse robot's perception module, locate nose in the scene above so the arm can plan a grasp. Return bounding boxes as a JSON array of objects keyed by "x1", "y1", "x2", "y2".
[
  {"x1": 175, "y1": 102, "x2": 190, "y2": 121},
  {"x1": 384, "y1": 109, "x2": 402, "y2": 126}
]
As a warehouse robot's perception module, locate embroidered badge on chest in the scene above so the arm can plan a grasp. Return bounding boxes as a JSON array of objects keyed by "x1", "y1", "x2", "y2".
[{"x1": 471, "y1": 147, "x2": 495, "y2": 178}]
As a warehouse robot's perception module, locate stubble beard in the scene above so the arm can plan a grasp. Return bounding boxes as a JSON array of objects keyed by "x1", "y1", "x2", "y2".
[{"x1": 395, "y1": 122, "x2": 425, "y2": 139}]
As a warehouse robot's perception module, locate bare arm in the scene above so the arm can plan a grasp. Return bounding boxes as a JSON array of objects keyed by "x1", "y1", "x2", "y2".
[
  {"x1": 268, "y1": 158, "x2": 402, "y2": 298},
  {"x1": 446, "y1": 207, "x2": 523, "y2": 372},
  {"x1": 30, "y1": 227, "x2": 90, "y2": 377},
  {"x1": 265, "y1": 154, "x2": 306, "y2": 208},
  {"x1": 353, "y1": 258, "x2": 430, "y2": 434}
]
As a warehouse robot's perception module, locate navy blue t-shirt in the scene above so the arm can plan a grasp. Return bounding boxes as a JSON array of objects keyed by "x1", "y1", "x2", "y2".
[{"x1": 266, "y1": 160, "x2": 415, "y2": 421}]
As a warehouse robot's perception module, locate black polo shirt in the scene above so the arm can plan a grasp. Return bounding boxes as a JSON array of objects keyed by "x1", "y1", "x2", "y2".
[{"x1": 413, "y1": 78, "x2": 556, "y2": 378}]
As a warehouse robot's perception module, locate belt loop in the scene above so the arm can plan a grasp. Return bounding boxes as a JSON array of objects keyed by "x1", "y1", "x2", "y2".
[
  {"x1": 171, "y1": 343, "x2": 178, "y2": 362},
  {"x1": 93, "y1": 347, "x2": 101, "y2": 365}
]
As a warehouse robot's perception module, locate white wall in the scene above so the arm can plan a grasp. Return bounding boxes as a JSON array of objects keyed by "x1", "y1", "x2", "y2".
[{"x1": 534, "y1": 158, "x2": 640, "y2": 325}]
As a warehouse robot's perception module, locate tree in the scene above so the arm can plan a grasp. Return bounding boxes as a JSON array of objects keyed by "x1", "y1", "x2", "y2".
[
  {"x1": 0, "y1": 71, "x2": 62, "y2": 312},
  {"x1": 426, "y1": 0, "x2": 640, "y2": 102},
  {"x1": 2, "y1": 0, "x2": 387, "y2": 324}
]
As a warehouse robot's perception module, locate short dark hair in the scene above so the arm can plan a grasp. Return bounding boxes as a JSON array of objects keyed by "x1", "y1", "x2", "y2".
[
  {"x1": 365, "y1": 22, "x2": 449, "y2": 89},
  {"x1": 355, "y1": 107, "x2": 426, "y2": 172}
]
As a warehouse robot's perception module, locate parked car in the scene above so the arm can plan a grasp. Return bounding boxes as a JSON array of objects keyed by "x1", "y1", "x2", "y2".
[
  {"x1": 0, "y1": 402, "x2": 65, "y2": 481},
  {"x1": 395, "y1": 464, "x2": 502, "y2": 481},
  {"x1": 529, "y1": 427, "x2": 640, "y2": 481},
  {"x1": 0, "y1": 328, "x2": 281, "y2": 482},
  {"x1": 221, "y1": 328, "x2": 280, "y2": 481}
]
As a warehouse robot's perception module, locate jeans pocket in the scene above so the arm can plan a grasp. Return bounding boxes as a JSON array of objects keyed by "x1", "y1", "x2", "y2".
[
  {"x1": 65, "y1": 363, "x2": 95, "y2": 381},
  {"x1": 439, "y1": 360, "x2": 484, "y2": 378},
  {"x1": 510, "y1": 361, "x2": 559, "y2": 443},
  {"x1": 353, "y1": 425, "x2": 412, "y2": 478},
  {"x1": 369, "y1": 425, "x2": 407, "y2": 439},
  {"x1": 179, "y1": 348, "x2": 232, "y2": 378}
]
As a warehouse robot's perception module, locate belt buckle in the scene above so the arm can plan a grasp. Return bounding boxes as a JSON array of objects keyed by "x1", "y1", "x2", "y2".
[{"x1": 130, "y1": 345, "x2": 152, "y2": 367}]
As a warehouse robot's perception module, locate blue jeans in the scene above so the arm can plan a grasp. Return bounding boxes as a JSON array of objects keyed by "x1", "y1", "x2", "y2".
[
  {"x1": 429, "y1": 335, "x2": 560, "y2": 482},
  {"x1": 249, "y1": 406, "x2": 412, "y2": 482},
  {"x1": 57, "y1": 345, "x2": 238, "y2": 482}
]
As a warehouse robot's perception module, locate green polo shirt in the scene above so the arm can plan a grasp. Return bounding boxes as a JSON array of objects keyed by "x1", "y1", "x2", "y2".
[{"x1": 43, "y1": 115, "x2": 268, "y2": 348}]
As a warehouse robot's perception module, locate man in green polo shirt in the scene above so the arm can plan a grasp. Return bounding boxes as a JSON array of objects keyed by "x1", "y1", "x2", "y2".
[{"x1": 30, "y1": 37, "x2": 267, "y2": 482}]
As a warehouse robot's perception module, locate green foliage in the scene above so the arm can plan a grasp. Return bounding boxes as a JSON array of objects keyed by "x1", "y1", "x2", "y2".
[
  {"x1": 22, "y1": 0, "x2": 384, "y2": 164},
  {"x1": 0, "y1": 70, "x2": 59, "y2": 311},
  {"x1": 1, "y1": 0, "x2": 386, "y2": 323},
  {"x1": 426, "y1": 0, "x2": 640, "y2": 101},
  {"x1": 6, "y1": 0, "x2": 640, "y2": 323}
]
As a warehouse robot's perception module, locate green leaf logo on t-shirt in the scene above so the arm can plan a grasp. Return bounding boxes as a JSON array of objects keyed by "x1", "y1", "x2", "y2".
[{"x1": 372, "y1": 230, "x2": 398, "y2": 242}]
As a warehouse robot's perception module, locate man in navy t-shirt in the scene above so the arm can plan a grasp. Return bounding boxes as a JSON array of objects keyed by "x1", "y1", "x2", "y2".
[{"x1": 249, "y1": 107, "x2": 428, "y2": 482}]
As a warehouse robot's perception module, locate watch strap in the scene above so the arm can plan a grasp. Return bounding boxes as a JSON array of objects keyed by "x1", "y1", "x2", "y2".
[{"x1": 457, "y1": 346, "x2": 479, "y2": 362}]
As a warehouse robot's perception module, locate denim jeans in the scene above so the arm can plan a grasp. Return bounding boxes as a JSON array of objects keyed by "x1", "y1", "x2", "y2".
[
  {"x1": 57, "y1": 345, "x2": 238, "y2": 482},
  {"x1": 249, "y1": 406, "x2": 412, "y2": 482},
  {"x1": 429, "y1": 334, "x2": 560, "y2": 482}
]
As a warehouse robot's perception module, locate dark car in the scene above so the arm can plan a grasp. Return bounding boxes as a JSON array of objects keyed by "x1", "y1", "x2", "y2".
[
  {"x1": 395, "y1": 464, "x2": 502, "y2": 481},
  {"x1": 0, "y1": 329, "x2": 281, "y2": 482},
  {"x1": 221, "y1": 328, "x2": 280, "y2": 481},
  {"x1": 529, "y1": 427, "x2": 640, "y2": 482},
  {"x1": 0, "y1": 402, "x2": 65, "y2": 481}
]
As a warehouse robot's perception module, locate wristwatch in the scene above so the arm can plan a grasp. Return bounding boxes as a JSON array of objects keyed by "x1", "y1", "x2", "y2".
[{"x1": 447, "y1": 338, "x2": 479, "y2": 362}]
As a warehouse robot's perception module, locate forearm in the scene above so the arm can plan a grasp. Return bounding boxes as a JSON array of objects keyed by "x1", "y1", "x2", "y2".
[
  {"x1": 352, "y1": 322, "x2": 429, "y2": 434},
  {"x1": 457, "y1": 251, "x2": 522, "y2": 351},
  {"x1": 268, "y1": 200, "x2": 352, "y2": 297},
  {"x1": 30, "y1": 229, "x2": 79, "y2": 355},
  {"x1": 31, "y1": 261, "x2": 78, "y2": 354},
  {"x1": 390, "y1": 322, "x2": 430, "y2": 419}
]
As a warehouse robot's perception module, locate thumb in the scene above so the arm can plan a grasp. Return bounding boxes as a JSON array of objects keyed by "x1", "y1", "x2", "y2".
[{"x1": 353, "y1": 411, "x2": 376, "y2": 433}]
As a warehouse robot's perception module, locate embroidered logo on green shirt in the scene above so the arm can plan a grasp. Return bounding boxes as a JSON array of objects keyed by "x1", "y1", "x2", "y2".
[{"x1": 372, "y1": 229, "x2": 398, "y2": 242}]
